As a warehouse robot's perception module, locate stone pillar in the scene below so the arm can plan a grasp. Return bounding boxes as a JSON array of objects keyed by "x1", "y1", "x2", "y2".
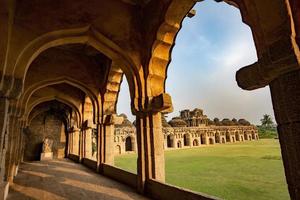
[
  {"x1": 104, "y1": 123, "x2": 114, "y2": 165},
  {"x1": 5, "y1": 115, "x2": 20, "y2": 183},
  {"x1": 84, "y1": 128, "x2": 92, "y2": 159},
  {"x1": 67, "y1": 132, "x2": 72, "y2": 156},
  {"x1": 136, "y1": 112, "x2": 165, "y2": 193},
  {"x1": 97, "y1": 115, "x2": 115, "y2": 170},
  {"x1": 79, "y1": 129, "x2": 84, "y2": 162},
  {"x1": 73, "y1": 129, "x2": 80, "y2": 155},
  {"x1": 97, "y1": 123, "x2": 104, "y2": 172},
  {"x1": 172, "y1": 136, "x2": 176, "y2": 149},
  {"x1": 0, "y1": 98, "x2": 9, "y2": 200},
  {"x1": 269, "y1": 70, "x2": 300, "y2": 200},
  {"x1": 13, "y1": 122, "x2": 24, "y2": 177}
]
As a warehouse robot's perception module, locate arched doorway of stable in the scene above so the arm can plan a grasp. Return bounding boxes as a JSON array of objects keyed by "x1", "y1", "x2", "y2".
[{"x1": 163, "y1": 1, "x2": 287, "y2": 200}]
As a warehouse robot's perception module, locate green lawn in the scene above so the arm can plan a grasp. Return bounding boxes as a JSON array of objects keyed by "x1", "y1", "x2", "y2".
[{"x1": 115, "y1": 139, "x2": 289, "y2": 200}]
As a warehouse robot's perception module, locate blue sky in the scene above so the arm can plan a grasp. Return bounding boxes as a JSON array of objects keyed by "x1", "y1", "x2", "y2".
[{"x1": 117, "y1": 0, "x2": 275, "y2": 125}]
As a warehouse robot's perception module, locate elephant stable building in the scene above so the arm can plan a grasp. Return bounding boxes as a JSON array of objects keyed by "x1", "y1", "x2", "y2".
[
  {"x1": 0, "y1": 0, "x2": 300, "y2": 200},
  {"x1": 114, "y1": 109, "x2": 259, "y2": 155}
]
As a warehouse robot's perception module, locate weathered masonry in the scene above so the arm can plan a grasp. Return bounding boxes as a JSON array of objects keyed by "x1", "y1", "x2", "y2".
[
  {"x1": 0, "y1": 0, "x2": 300, "y2": 200},
  {"x1": 114, "y1": 110, "x2": 259, "y2": 154}
]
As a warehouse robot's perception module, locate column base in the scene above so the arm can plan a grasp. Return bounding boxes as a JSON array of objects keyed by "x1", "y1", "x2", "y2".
[
  {"x1": 40, "y1": 152, "x2": 53, "y2": 161},
  {"x1": 0, "y1": 181, "x2": 9, "y2": 200}
]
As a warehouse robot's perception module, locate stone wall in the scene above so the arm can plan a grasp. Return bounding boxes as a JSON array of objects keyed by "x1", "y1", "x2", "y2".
[
  {"x1": 24, "y1": 113, "x2": 66, "y2": 161},
  {"x1": 163, "y1": 125, "x2": 259, "y2": 149},
  {"x1": 114, "y1": 127, "x2": 137, "y2": 154},
  {"x1": 114, "y1": 125, "x2": 259, "y2": 154}
]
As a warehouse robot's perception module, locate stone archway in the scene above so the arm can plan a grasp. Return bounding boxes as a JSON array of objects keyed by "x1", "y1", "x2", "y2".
[
  {"x1": 167, "y1": 135, "x2": 174, "y2": 148},
  {"x1": 215, "y1": 133, "x2": 220, "y2": 143},
  {"x1": 244, "y1": 132, "x2": 248, "y2": 140},
  {"x1": 222, "y1": 138, "x2": 226, "y2": 144},
  {"x1": 183, "y1": 134, "x2": 190, "y2": 146},
  {"x1": 235, "y1": 132, "x2": 240, "y2": 141},
  {"x1": 177, "y1": 141, "x2": 182, "y2": 148},
  {"x1": 193, "y1": 139, "x2": 199, "y2": 146},
  {"x1": 200, "y1": 134, "x2": 206, "y2": 145},
  {"x1": 125, "y1": 137, "x2": 133, "y2": 152},
  {"x1": 226, "y1": 132, "x2": 231, "y2": 142},
  {"x1": 251, "y1": 132, "x2": 256, "y2": 140}
]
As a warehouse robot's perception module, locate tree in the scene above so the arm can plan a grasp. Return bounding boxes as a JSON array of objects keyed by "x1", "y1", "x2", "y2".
[{"x1": 260, "y1": 114, "x2": 274, "y2": 128}]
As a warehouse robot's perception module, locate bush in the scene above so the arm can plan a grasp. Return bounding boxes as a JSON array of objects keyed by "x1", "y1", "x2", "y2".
[{"x1": 257, "y1": 126, "x2": 278, "y2": 139}]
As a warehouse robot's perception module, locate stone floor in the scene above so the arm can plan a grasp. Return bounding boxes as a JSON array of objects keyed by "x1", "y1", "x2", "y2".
[{"x1": 7, "y1": 159, "x2": 149, "y2": 200}]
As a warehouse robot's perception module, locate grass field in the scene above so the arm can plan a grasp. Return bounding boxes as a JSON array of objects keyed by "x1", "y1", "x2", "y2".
[{"x1": 115, "y1": 139, "x2": 289, "y2": 200}]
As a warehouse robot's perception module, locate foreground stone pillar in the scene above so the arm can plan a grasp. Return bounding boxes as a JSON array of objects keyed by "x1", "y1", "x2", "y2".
[
  {"x1": 0, "y1": 98, "x2": 9, "y2": 200},
  {"x1": 269, "y1": 70, "x2": 300, "y2": 200},
  {"x1": 97, "y1": 115, "x2": 115, "y2": 171},
  {"x1": 104, "y1": 123, "x2": 114, "y2": 165},
  {"x1": 13, "y1": 122, "x2": 24, "y2": 177},
  {"x1": 136, "y1": 112, "x2": 165, "y2": 193},
  {"x1": 5, "y1": 115, "x2": 20, "y2": 183}
]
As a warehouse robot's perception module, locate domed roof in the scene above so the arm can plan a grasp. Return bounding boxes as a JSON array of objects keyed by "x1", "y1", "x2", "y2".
[
  {"x1": 115, "y1": 114, "x2": 134, "y2": 128},
  {"x1": 161, "y1": 115, "x2": 171, "y2": 127},
  {"x1": 168, "y1": 117, "x2": 187, "y2": 127},
  {"x1": 193, "y1": 108, "x2": 203, "y2": 112}
]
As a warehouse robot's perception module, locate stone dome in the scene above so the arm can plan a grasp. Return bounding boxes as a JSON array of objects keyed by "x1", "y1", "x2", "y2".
[
  {"x1": 115, "y1": 114, "x2": 134, "y2": 128},
  {"x1": 168, "y1": 117, "x2": 187, "y2": 127}
]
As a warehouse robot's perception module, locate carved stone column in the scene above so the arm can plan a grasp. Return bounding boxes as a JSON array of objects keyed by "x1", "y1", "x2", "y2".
[
  {"x1": 68, "y1": 131, "x2": 72, "y2": 155},
  {"x1": 136, "y1": 111, "x2": 165, "y2": 193},
  {"x1": 269, "y1": 70, "x2": 300, "y2": 200},
  {"x1": 84, "y1": 128, "x2": 92, "y2": 159},
  {"x1": 5, "y1": 114, "x2": 19, "y2": 183},
  {"x1": 72, "y1": 129, "x2": 80, "y2": 155},
  {"x1": 78, "y1": 129, "x2": 84, "y2": 162},
  {"x1": 0, "y1": 98, "x2": 9, "y2": 200},
  {"x1": 97, "y1": 123, "x2": 104, "y2": 172},
  {"x1": 13, "y1": 121, "x2": 24, "y2": 177},
  {"x1": 103, "y1": 120, "x2": 114, "y2": 165},
  {"x1": 97, "y1": 115, "x2": 115, "y2": 171}
]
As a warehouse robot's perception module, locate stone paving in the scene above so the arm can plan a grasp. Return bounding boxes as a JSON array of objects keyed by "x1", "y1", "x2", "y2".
[{"x1": 7, "y1": 159, "x2": 149, "y2": 200}]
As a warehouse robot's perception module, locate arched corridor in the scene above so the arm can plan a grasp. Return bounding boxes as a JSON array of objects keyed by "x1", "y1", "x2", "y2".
[
  {"x1": 125, "y1": 137, "x2": 133, "y2": 152},
  {"x1": 0, "y1": 0, "x2": 299, "y2": 200}
]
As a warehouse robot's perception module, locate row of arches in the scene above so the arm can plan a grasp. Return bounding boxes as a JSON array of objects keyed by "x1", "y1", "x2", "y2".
[
  {"x1": 0, "y1": 1, "x2": 299, "y2": 199},
  {"x1": 166, "y1": 130, "x2": 259, "y2": 149},
  {"x1": 114, "y1": 136, "x2": 135, "y2": 155}
]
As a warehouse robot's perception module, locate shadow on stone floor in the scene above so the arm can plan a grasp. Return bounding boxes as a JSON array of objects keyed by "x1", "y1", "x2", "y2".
[
  {"x1": 7, "y1": 159, "x2": 148, "y2": 200},
  {"x1": 17, "y1": 160, "x2": 123, "y2": 189},
  {"x1": 8, "y1": 187, "x2": 38, "y2": 200}
]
